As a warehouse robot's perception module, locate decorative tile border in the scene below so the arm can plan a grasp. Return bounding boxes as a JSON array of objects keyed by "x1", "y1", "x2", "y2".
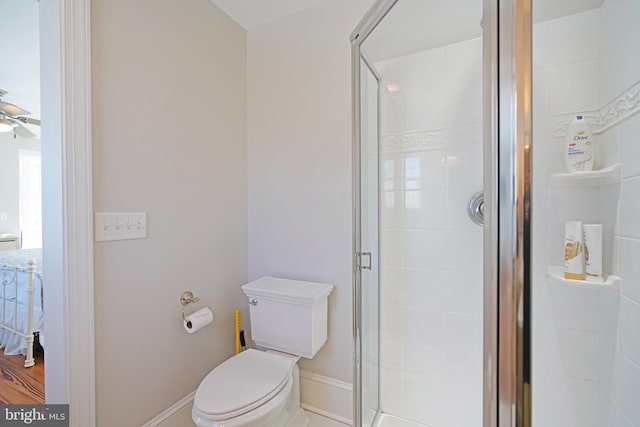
[
  {"x1": 549, "y1": 81, "x2": 640, "y2": 138},
  {"x1": 381, "y1": 81, "x2": 640, "y2": 149},
  {"x1": 597, "y1": 80, "x2": 640, "y2": 134},
  {"x1": 380, "y1": 123, "x2": 482, "y2": 153}
]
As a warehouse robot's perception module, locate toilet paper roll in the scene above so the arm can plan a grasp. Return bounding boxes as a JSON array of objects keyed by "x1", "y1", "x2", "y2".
[{"x1": 183, "y1": 307, "x2": 214, "y2": 334}]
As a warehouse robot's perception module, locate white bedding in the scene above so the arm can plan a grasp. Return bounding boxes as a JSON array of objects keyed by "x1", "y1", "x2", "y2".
[{"x1": 0, "y1": 248, "x2": 44, "y2": 355}]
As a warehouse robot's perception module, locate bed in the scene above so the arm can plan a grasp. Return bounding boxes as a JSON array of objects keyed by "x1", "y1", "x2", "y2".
[{"x1": 0, "y1": 248, "x2": 43, "y2": 367}]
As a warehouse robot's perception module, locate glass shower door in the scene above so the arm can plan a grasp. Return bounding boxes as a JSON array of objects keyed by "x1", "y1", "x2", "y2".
[
  {"x1": 353, "y1": 1, "x2": 486, "y2": 426},
  {"x1": 356, "y1": 54, "x2": 381, "y2": 426}
]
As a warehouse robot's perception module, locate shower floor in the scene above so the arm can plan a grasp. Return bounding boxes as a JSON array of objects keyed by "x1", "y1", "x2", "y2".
[{"x1": 375, "y1": 414, "x2": 427, "y2": 427}]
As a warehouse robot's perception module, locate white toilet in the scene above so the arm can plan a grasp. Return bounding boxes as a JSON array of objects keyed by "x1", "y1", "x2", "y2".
[{"x1": 192, "y1": 276, "x2": 334, "y2": 427}]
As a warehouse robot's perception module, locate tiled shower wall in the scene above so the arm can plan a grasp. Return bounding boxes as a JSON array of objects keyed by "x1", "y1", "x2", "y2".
[
  {"x1": 376, "y1": 3, "x2": 639, "y2": 426},
  {"x1": 532, "y1": 2, "x2": 640, "y2": 426},
  {"x1": 601, "y1": 0, "x2": 640, "y2": 425},
  {"x1": 377, "y1": 38, "x2": 484, "y2": 427}
]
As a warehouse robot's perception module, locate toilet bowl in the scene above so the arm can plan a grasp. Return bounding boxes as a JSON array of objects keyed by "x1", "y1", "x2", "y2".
[
  {"x1": 192, "y1": 277, "x2": 334, "y2": 427},
  {"x1": 192, "y1": 350, "x2": 307, "y2": 427}
]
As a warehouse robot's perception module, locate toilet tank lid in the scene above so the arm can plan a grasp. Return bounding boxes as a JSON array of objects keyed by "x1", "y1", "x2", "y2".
[{"x1": 242, "y1": 277, "x2": 333, "y2": 304}]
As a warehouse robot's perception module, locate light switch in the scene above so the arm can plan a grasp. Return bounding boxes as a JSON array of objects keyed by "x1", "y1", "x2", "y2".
[
  {"x1": 95, "y1": 212, "x2": 147, "y2": 242},
  {"x1": 0, "y1": 212, "x2": 7, "y2": 221}
]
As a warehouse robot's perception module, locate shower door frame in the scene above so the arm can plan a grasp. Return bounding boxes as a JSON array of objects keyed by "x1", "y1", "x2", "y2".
[{"x1": 351, "y1": 0, "x2": 533, "y2": 426}]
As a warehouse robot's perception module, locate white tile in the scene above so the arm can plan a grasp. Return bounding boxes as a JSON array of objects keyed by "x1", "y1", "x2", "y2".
[
  {"x1": 381, "y1": 302, "x2": 406, "y2": 343},
  {"x1": 445, "y1": 362, "x2": 483, "y2": 427},
  {"x1": 381, "y1": 153, "x2": 403, "y2": 192},
  {"x1": 619, "y1": 296, "x2": 640, "y2": 366},
  {"x1": 404, "y1": 268, "x2": 447, "y2": 311},
  {"x1": 404, "y1": 349, "x2": 447, "y2": 427},
  {"x1": 565, "y1": 377, "x2": 600, "y2": 427},
  {"x1": 548, "y1": 9, "x2": 600, "y2": 67},
  {"x1": 446, "y1": 145, "x2": 483, "y2": 188},
  {"x1": 620, "y1": 114, "x2": 640, "y2": 179},
  {"x1": 445, "y1": 228, "x2": 483, "y2": 273},
  {"x1": 600, "y1": 0, "x2": 640, "y2": 52},
  {"x1": 449, "y1": 122, "x2": 482, "y2": 146},
  {"x1": 445, "y1": 37, "x2": 482, "y2": 85},
  {"x1": 381, "y1": 191, "x2": 404, "y2": 230},
  {"x1": 595, "y1": 130, "x2": 620, "y2": 172},
  {"x1": 381, "y1": 338, "x2": 405, "y2": 378},
  {"x1": 405, "y1": 305, "x2": 446, "y2": 350},
  {"x1": 446, "y1": 313, "x2": 482, "y2": 367},
  {"x1": 380, "y1": 229, "x2": 404, "y2": 268},
  {"x1": 532, "y1": 68, "x2": 550, "y2": 125},
  {"x1": 556, "y1": 327, "x2": 599, "y2": 381},
  {"x1": 404, "y1": 85, "x2": 448, "y2": 132},
  {"x1": 403, "y1": 150, "x2": 447, "y2": 190},
  {"x1": 445, "y1": 78, "x2": 483, "y2": 127},
  {"x1": 599, "y1": 14, "x2": 640, "y2": 103},
  {"x1": 403, "y1": 47, "x2": 447, "y2": 91},
  {"x1": 404, "y1": 344, "x2": 446, "y2": 378},
  {"x1": 547, "y1": 284, "x2": 600, "y2": 331},
  {"x1": 619, "y1": 237, "x2": 640, "y2": 303},
  {"x1": 404, "y1": 230, "x2": 448, "y2": 270},
  {"x1": 381, "y1": 267, "x2": 406, "y2": 306},
  {"x1": 445, "y1": 271, "x2": 482, "y2": 316},
  {"x1": 548, "y1": 60, "x2": 600, "y2": 114},
  {"x1": 618, "y1": 353, "x2": 640, "y2": 426},
  {"x1": 306, "y1": 411, "x2": 350, "y2": 427},
  {"x1": 533, "y1": 21, "x2": 549, "y2": 69},
  {"x1": 620, "y1": 412, "x2": 634, "y2": 427},
  {"x1": 619, "y1": 177, "x2": 640, "y2": 239},
  {"x1": 404, "y1": 189, "x2": 447, "y2": 230},
  {"x1": 380, "y1": 89, "x2": 405, "y2": 136}
]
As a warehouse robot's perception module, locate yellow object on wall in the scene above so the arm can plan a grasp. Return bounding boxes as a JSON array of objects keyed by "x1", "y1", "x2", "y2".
[{"x1": 235, "y1": 309, "x2": 241, "y2": 355}]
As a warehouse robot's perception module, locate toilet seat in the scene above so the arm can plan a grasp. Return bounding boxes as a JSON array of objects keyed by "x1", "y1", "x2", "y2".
[{"x1": 193, "y1": 349, "x2": 295, "y2": 421}]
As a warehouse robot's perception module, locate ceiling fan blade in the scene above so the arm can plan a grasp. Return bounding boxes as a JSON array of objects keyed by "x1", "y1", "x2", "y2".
[
  {"x1": 15, "y1": 116, "x2": 41, "y2": 127},
  {"x1": 13, "y1": 121, "x2": 39, "y2": 138},
  {"x1": 0, "y1": 101, "x2": 31, "y2": 117}
]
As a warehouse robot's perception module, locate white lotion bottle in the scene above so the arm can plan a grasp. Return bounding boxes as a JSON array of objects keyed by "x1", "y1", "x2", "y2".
[{"x1": 565, "y1": 115, "x2": 595, "y2": 172}]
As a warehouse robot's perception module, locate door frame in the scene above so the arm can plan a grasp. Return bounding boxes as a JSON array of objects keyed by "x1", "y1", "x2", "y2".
[{"x1": 40, "y1": 0, "x2": 95, "y2": 425}]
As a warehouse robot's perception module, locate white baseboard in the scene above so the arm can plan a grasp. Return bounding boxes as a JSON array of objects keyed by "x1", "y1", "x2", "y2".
[
  {"x1": 299, "y1": 370, "x2": 353, "y2": 425},
  {"x1": 141, "y1": 391, "x2": 195, "y2": 427},
  {"x1": 141, "y1": 371, "x2": 354, "y2": 426}
]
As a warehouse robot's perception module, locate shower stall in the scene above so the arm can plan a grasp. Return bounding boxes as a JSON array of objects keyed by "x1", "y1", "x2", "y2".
[{"x1": 352, "y1": 0, "x2": 640, "y2": 426}]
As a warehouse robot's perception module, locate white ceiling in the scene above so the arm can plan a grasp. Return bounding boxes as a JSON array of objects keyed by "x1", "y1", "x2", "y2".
[
  {"x1": 209, "y1": 0, "x2": 604, "y2": 62},
  {"x1": 362, "y1": 0, "x2": 605, "y2": 61},
  {"x1": 209, "y1": 0, "x2": 334, "y2": 30}
]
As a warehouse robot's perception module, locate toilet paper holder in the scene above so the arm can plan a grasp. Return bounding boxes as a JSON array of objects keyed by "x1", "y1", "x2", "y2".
[{"x1": 180, "y1": 291, "x2": 200, "y2": 320}]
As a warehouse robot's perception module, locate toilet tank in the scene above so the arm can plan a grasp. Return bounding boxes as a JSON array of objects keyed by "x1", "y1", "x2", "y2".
[{"x1": 241, "y1": 277, "x2": 334, "y2": 359}]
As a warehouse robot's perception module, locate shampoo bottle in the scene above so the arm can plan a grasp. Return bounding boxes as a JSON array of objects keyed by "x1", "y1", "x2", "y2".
[
  {"x1": 564, "y1": 220, "x2": 585, "y2": 280},
  {"x1": 565, "y1": 115, "x2": 595, "y2": 172}
]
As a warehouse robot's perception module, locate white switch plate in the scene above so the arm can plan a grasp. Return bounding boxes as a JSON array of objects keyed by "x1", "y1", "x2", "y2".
[
  {"x1": 0, "y1": 212, "x2": 7, "y2": 221},
  {"x1": 95, "y1": 212, "x2": 147, "y2": 242}
]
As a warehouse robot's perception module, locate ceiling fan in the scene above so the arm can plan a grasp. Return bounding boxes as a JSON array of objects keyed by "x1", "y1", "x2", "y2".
[{"x1": 0, "y1": 89, "x2": 41, "y2": 138}]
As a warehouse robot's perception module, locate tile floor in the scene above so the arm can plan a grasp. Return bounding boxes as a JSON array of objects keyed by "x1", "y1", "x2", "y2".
[{"x1": 306, "y1": 411, "x2": 351, "y2": 426}]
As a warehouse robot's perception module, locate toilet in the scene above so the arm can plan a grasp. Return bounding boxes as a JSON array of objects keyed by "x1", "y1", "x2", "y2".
[{"x1": 192, "y1": 276, "x2": 334, "y2": 427}]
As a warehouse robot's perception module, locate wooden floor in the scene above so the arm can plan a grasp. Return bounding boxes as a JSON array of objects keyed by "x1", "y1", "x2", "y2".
[{"x1": 0, "y1": 349, "x2": 44, "y2": 404}]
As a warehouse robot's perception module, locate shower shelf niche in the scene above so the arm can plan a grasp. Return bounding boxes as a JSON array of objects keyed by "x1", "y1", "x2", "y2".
[
  {"x1": 549, "y1": 164, "x2": 621, "y2": 187},
  {"x1": 547, "y1": 266, "x2": 620, "y2": 290}
]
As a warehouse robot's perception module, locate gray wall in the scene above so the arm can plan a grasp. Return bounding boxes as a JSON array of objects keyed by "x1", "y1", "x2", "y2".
[{"x1": 91, "y1": 0, "x2": 247, "y2": 424}]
